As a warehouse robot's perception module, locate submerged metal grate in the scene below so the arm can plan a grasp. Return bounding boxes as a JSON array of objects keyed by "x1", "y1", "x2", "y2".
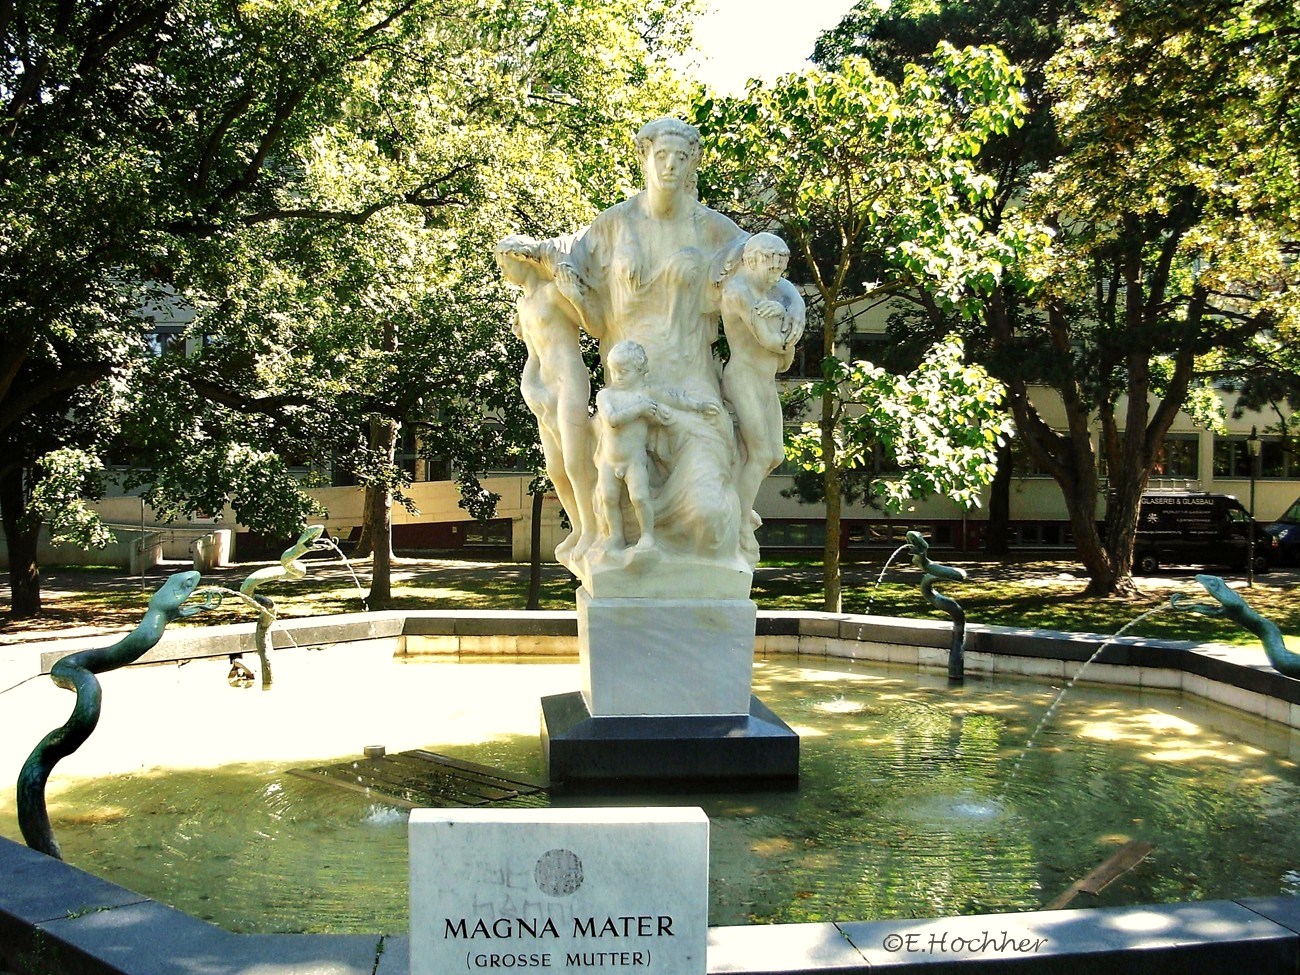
[{"x1": 288, "y1": 749, "x2": 549, "y2": 808}]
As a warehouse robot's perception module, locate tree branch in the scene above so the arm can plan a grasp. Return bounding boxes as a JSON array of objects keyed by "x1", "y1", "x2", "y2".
[{"x1": 0, "y1": 364, "x2": 114, "y2": 435}]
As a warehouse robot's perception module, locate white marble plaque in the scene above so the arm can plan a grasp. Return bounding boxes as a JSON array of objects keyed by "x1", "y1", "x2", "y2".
[{"x1": 410, "y1": 807, "x2": 709, "y2": 975}]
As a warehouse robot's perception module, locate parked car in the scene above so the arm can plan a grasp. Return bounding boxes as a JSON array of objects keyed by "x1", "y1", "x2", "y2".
[
  {"x1": 1265, "y1": 495, "x2": 1300, "y2": 565},
  {"x1": 1126, "y1": 491, "x2": 1277, "y2": 574}
]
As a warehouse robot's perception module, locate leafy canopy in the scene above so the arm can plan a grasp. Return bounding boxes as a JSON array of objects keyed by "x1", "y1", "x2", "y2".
[{"x1": 695, "y1": 43, "x2": 1029, "y2": 314}]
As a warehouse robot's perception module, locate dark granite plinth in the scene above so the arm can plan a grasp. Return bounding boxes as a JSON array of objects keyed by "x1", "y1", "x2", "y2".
[{"x1": 541, "y1": 692, "x2": 799, "y2": 790}]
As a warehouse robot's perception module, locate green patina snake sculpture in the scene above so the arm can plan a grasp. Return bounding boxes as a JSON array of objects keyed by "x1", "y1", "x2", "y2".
[
  {"x1": 233, "y1": 525, "x2": 331, "y2": 688},
  {"x1": 239, "y1": 524, "x2": 330, "y2": 600},
  {"x1": 905, "y1": 530, "x2": 969, "y2": 683},
  {"x1": 18, "y1": 570, "x2": 215, "y2": 858},
  {"x1": 1171, "y1": 574, "x2": 1298, "y2": 678}
]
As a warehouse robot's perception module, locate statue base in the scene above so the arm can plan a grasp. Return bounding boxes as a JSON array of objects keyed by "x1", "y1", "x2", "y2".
[
  {"x1": 564, "y1": 550, "x2": 754, "y2": 601},
  {"x1": 540, "y1": 588, "x2": 799, "y2": 789},
  {"x1": 541, "y1": 692, "x2": 799, "y2": 790},
  {"x1": 577, "y1": 589, "x2": 756, "y2": 716}
]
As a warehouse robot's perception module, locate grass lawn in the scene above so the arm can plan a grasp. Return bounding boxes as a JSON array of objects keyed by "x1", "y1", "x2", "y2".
[
  {"x1": 3, "y1": 558, "x2": 1296, "y2": 652},
  {"x1": 752, "y1": 568, "x2": 1300, "y2": 650}
]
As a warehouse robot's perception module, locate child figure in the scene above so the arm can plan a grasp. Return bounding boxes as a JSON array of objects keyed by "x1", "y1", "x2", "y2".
[
  {"x1": 721, "y1": 232, "x2": 807, "y2": 539},
  {"x1": 594, "y1": 340, "x2": 719, "y2": 555}
]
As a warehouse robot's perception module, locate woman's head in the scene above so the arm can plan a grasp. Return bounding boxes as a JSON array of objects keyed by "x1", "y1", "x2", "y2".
[{"x1": 634, "y1": 117, "x2": 701, "y2": 199}]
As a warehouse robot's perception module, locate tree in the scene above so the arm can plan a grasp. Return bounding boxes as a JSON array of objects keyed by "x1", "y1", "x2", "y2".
[
  {"x1": 694, "y1": 45, "x2": 1027, "y2": 611},
  {"x1": 2, "y1": 0, "x2": 455, "y2": 614},
  {"x1": 1013, "y1": 0, "x2": 1300, "y2": 594},
  {"x1": 786, "y1": 336, "x2": 1011, "y2": 548},
  {"x1": 2, "y1": 0, "x2": 697, "y2": 615},
  {"x1": 813, "y1": 0, "x2": 1300, "y2": 596},
  {"x1": 815, "y1": 0, "x2": 1081, "y2": 557},
  {"x1": 142, "y1": 2, "x2": 694, "y2": 609}
]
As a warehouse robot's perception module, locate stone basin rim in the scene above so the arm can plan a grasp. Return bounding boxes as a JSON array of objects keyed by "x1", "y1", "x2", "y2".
[{"x1": 6, "y1": 608, "x2": 1300, "y2": 975}]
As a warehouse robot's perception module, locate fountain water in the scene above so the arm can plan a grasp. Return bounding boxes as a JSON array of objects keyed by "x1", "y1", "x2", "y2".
[
  {"x1": 862, "y1": 542, "x2": 910, "y2": 616},
  {"x1": 9, "y1": 646, "x2": 1300, "y2": 933},
  {"x1": 318, "y1": 532, "x2": 370, "y2": 611},
  {"x1": 1000, "y1": 603, "x2": 1174, "y2": 797}
]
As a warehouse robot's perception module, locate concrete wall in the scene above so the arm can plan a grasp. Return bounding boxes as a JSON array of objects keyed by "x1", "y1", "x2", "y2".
[{"x1": 72, "y1": 478, "x2": 569, "y2": 564}]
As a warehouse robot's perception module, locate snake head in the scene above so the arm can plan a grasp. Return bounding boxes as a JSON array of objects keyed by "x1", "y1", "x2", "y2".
[
  {"x1": 300, "y1": 524, "x2": 327, "y2": 547},
  {"x1": 1195, "y1": 574, "x2": 1245, "y2": 606},
  {"x1": 281, "y1": 524, "x2": 329, "y2": 562},
  {"x1": 186, "y1": 585, "x2": 228, "y2": 615},
  {"x1": 1169, "y1": 574, "x2": 1236, "y2": 617},
  {"x1": 905, "y1": 530, "x2": 928, "y2": 557},
  {"x1": 155, "y1": 571, "x2": 204, "y2": 619},
  {"x1": 1169, "y1": 592, "x2": 1223, "y2": 617}
]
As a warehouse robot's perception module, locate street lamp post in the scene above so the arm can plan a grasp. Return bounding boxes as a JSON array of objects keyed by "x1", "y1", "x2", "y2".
[{"x1": 1248, "y1": 426, "x2": 1260, "y2": 587}]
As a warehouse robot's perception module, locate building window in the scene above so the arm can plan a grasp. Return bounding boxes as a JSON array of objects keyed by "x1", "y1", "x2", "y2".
[
  {"x1": 845, "y1": 521, "x2": 952, "y2": 548},
  {"x1": 788, "y1": 329, "x2": 825, "y2": 379},
  {"x1": 755, "y1": 520, "x2": 827, "y2": 548},
  {"x1": 462, "y1": 519, "x2": 511, "y2": 547},
  {"x1": 1260, "y1": 437, "x2": 1296, "y2": 479},
  {"x1": 146, "y1": 325, "x2": 186, "y2": 356},
  {"x1": 1007, "y1": 522, "x2": 1075, "y2": 547},
  {"x1": 397, "y1": 428, "x2": 428, "y2": 481},
  {"x1": 1151, "y1": 434, "x2": 1199, "y2": 479},
  {"x1": 1214, "y1": 435, "x2": 1298, "y2": 479},
  {"x1": 845, "y1": 330, "x2": 887, "y2": 363},
  {"x1": 1098, "y1": 433, "x2": 1200, "y2": 482},
  {"x1": 1010, "y1": 440, "x2": 1053, "y2": 478}
]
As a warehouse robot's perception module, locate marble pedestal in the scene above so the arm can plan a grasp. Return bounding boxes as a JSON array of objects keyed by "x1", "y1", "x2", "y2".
[{"x1": 542, "y1": 589, "x2": 799, "y2": 789}]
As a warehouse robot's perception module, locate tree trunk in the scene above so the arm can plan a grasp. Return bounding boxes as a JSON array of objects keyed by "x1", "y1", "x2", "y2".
[
  {"x1": 820, "y1": 349, "x2": 842, "y2": 613},
  {"x1": 365, "y1": 480, "x2": 394, "y2": 609},
  {"x1": 1, "y1": 465, "x2": 41, "y2": 617},
  {"x1": 526, "y1": 488, "x2": 543, "y2": 610},
  {"x1": 364, "y1": 415, "x2": 398, "y2": 610},
  {"x1": 984, "y1": 439, "x2": 1013, "y2": 557},
  {"x1": 1054, "y1": 454, "x2": 1142, "y2": 598},
  {"x1": 353, "y1": 478, "x2": 391, "y2": 561},
  {"x1": 822, "y1": 463, "x2": 842, "y2": 613}
]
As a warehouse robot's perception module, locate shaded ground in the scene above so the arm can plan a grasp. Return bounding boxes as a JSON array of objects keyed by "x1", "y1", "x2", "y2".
[{"x1": 3, "y1": 554, "x2": 1296, "y2": 654}]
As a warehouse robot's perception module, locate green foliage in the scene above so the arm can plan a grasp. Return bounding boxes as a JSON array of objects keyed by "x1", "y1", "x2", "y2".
[
  {"x1": 786, "y1": 337, "x2": 1011, "y2": 510},
  {"x1": 695, "y1": 44, "x2": 1027, "y2": 315},
  {"x1": 2, "y1": 0, "x2": 699, "y2": 611},
  {"x1": 1041, "y1": 0, "x2": 1300, "y2": 403},
  {"x1": 691, "y1": 46, "x2": 1027, "y2": 608},
  {"x1": 28, "y1": 449, "x2": 113, "y2": 550},
  {"x1": 122, "y1": 0, "x2": 697, "y2": 531},
  {"x1": 814, "y1": 0, "x2": 1300, "y2": 594}
]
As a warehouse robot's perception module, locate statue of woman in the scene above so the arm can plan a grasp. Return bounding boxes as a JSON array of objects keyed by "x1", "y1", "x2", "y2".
[
  {"x1": 494, "y1": 235, "x2": 598, "y2": 564},
  {"x1": 502, "y1": 118, "x2": 758, "y2": 595}
]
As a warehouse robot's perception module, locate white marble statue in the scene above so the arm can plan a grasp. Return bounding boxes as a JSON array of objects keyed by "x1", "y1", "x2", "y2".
[
  {"x1": 494, "y1": 235, "x2": 598, "y2": 564},
  {"x1": 498, "y1": 117, "x2": 802, "y2": 598},
  {"x1": 594, "y1": 340, "x2": 722, "y2": 563},
  {"x1": 720, "y1": 232, "x2": 806, "y2": 557}
]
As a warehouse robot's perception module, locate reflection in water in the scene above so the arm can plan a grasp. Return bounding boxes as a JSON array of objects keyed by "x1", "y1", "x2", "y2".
[{"x1": 2, "y1": 652, "x2": 1300, "y2": 933}]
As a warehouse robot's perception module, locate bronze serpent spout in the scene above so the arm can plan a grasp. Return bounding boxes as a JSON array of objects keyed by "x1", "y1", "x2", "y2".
[{"x1": 17, "y1": 571, "x2": 215, "y2": 858}]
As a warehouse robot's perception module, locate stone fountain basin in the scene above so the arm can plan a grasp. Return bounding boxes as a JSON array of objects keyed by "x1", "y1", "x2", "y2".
[{"x1": 4, "y1": 609, "x2": 1300, "y2": 974}]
